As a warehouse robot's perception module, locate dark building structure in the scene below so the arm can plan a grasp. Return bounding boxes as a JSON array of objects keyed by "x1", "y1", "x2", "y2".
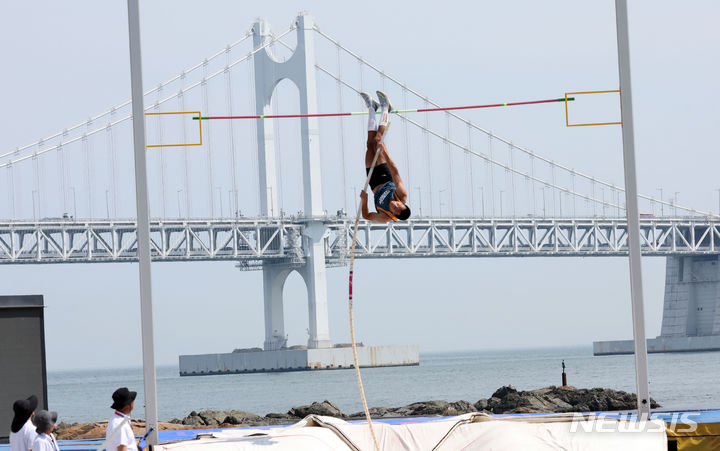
[{"x1": 0, "y1": 295, "x2": 48, "y2": 441}]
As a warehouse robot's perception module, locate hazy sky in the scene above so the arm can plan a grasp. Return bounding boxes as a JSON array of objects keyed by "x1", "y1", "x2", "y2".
[{"x1": 1, "y1": 1, "x2": 719, "y2": 371}]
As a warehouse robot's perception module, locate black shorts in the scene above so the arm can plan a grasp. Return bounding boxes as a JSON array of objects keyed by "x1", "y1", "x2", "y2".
[{"x1": 366, "y1": 163, "x2": 392, "y2": 191}]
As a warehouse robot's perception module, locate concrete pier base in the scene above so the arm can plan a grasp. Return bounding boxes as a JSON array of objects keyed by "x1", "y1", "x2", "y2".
[
  {"x1": 594, "y1": 255, "x2": 720, "y2": 355},
  {"x1": 179, "y1": 345, "x2": 419, "y2": 376},
  {"x1": 593, "y1": 335, "x2": 720, "y2": 355}
]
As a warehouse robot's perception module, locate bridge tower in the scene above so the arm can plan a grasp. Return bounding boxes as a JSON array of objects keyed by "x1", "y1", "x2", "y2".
[
  {"x1": 659, "y1": 255, "x2": 720, "y2": 340},
  {"x1": 595, "y1": 255, "x2": 720, "y2": 355},
  {"x1": 252, "y1": 13, "x2": 331, "y2": 350}
]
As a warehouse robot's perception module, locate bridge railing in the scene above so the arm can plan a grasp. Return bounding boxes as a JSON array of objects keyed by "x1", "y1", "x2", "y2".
[
  {"x1": 325, "y1": 217, "x2": 720, "y2": 259},
  {"x1": 2, "y1": 217, "x2": 719, "y2": 265},
  {"x1": 0, "y1": 219, "x2": 303, "y2": 264}
]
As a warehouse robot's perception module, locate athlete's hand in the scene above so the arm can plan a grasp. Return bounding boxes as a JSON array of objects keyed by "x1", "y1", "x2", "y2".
[{"x1": 359, "y1": 190, "x2": 368, "y2": 202}]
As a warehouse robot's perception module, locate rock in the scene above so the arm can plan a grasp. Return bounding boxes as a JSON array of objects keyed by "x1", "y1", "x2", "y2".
[
  {"x1": 491, "y1": 385, "x2": 518, "y2": 399},
  {"x1": 264, "y1": 413, "x2": 300, "y2": 425},
  {"x1": 448, "y1": 400, "x2": 477, "y2": 415},
  {"x1": 351, "y1": 400, "x2": 475, "y2": 419},
  {"x1": 288, "y1": 400, "x2": 345, "y2": 418},
  {"x1": 485, "y1": 397, "x2": 502, "y2": 412},
  {"x1": 54, "y1": 421, "x2": 77, "y2": 434},
  {"x1": 222, "y1": 410, "x2": 264, "y2": 425},
  {"x1": 474, "y1": 399, "x2": 488, "y2": 411},
  {"x1": 182, "y1": 415, "x2": 205, "y2": 426},
  {"x1": 484, "y1": 385, "x2": 659, "y2": 414},
  {"x1": 198, "y1": 410, "x2": 230, "y2": 426},
  {"x1": 402, "y1": 401, "x2": 451, "y2": 416},
  {"x1": 348, "y1": 407, "x2": 400, "y2": 418},
  {"x1": 348, "y1": 407, "x2": 393, "y2": 418},
  {"x1": 265, "y1": 412, "x2": 298, "y2": 419}
]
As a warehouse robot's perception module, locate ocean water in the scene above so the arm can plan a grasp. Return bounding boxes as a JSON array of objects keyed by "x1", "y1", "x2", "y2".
[{"x1": 47, "y1": 346, "x2": 720, "y2": 424}]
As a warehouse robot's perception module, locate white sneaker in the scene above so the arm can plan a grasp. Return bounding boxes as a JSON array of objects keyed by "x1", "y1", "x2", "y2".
[
  {"x1": 376, "y1": 90, "x2": 393, "y2": 112},
  {"x1": 360, "y1": 92, "x2": 380, "y2": 111}
]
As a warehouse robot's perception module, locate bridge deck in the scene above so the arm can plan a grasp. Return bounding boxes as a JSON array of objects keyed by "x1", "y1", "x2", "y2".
[{"x1": 0, "y1": 217, "x2": 718, "y2": 265}]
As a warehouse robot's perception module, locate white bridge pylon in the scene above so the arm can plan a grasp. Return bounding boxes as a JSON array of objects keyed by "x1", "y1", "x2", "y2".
[{"x1": 253, "y1": 14, "x2": 330, "y2": 350}]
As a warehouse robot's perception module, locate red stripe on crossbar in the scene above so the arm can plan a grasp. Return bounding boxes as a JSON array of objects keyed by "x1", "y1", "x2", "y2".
[{"x1": 416, "y1": 98, "x2": 566, "y2": 113}]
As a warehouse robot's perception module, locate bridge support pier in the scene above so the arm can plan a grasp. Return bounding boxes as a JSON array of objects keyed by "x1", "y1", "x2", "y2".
[
  {"x1": 660, "y1": 255, "x2": 720, "y2": 338},
  {"x1": 261, "y1": 233, "x2": 331, "y2": 350},
  {"x1": 298, "y1": 221, "x2": 331, "y2": 349},
  {"x1": 262, "y1": 265, "x2": 292, "y2": 351},
  {"x1": 594, "y1": 255, "x2": 720, "y2": 355}
]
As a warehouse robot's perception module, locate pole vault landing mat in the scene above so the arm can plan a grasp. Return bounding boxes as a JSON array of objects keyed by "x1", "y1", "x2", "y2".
[{"x1": 150, "y1": 413, "x2": 670, "y2": 451}]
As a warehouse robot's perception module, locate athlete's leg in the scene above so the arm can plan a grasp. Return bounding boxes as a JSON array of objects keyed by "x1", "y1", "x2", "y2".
[
  {"x1": 366, "y1": 108, "x2": 377, "y2": 154},
  {"x1": 366, "y1": 142, "x2": 388, "y2": 168},
  {"x1": 361, "y1": 92, "x2": 384, "y2": 168},
  {"x1": 374, "y1": 90, "x2": 393, "y2": 149}
]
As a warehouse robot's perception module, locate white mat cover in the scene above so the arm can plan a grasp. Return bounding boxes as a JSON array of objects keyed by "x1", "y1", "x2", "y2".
[{"x1": 157, "y1": 413, "x2": 667, "y2": 450}]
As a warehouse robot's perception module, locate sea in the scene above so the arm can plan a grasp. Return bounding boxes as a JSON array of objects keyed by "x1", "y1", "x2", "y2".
[{"x1": 48, "y1": 346, "x2": 720, "y2": 424}]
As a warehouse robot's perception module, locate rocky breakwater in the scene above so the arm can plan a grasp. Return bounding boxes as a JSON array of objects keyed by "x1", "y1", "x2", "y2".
[
  {"x1": 171, "y1": 400, "x2": 346, "y2": 428},
  {"x1": 55, "y1": 386, "x2": 658, "y2": 440},
  {"x1": 473, "y1": 385, "x2": 659, "y2": 415},
  {"x1": 169, "y1": 385, "x2": 659, "y2": 426}
]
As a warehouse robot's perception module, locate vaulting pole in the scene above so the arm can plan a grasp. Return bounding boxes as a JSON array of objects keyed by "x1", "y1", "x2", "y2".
[
  {"x1": 615, "y1": 0, "x2": 651, "y2": 417},
  {"x1": 126, "y1": 0, "x2": 159, "y2": 445}
]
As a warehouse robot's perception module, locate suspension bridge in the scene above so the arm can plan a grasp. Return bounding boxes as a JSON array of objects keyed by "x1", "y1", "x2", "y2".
[{"x1": 2, "y1": 11, "x2": 719, "y2": 345}]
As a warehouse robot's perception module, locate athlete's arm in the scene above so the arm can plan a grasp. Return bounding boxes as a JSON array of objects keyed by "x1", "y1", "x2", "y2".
[
  {"x1": 380, "y1": 144, "x2": 408, "y2": 203},
  {"x1": 360, "y1": 191, "x2": 392, "y2": 223}
]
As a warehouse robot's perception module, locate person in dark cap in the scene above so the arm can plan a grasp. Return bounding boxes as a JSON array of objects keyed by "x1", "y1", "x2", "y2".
[
  {"x1": 9, "y1": 395, "x2": 38, "y2": 451},
  {"x1": 30, "y1": 410, "x2": 58, "y2": 451},
  {"x1": 106, "y1": 387, "x2": 138, "y2": 451}
]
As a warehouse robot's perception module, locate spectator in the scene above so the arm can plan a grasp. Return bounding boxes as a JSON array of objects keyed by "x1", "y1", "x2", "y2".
[
  {"x1": 31, "y1": 410, "x2": 58, "y2": 451},
  {"x1": 9, "y1": 395, "x2": 38, "y2": 451},
  {"x1": 106, "y1": 387, "x2": 138, "y2": 451}
]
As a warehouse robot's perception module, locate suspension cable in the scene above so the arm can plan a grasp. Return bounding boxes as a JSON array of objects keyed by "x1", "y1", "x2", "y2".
[
  {"x1": 0, "y1": 32, "x2": 254, "y2": 162},
  {"x1": 272, "y1": 32, "x2": 685, "y2": 216},
  {"x1": 155, "y1": 89, "x2": 167, "y2": 218},
  {"x1": 312, "y1": 62, "x2": 710, "y2": 216},
  {"x1": 58, "y1": 143, "x2": 67, "y2": 214},
  {"x1": 226, "y1": 46, "x2": 239, "y2": 218},
  {"x1": 315, "y1": 65, "x2": 624, "y2": 212},
  {"x1": 1, "y1": 28, "x2": 293, "y2": 163},
  {"x1": 336, "y1": 45, "x2": 348, "y2": 213},
  {"x1": 313, "y1": 28, "x2": 658, "y2": 208},
  {"x1": 179, "y1": 86, "x2": 192, "y2": 217},
  {"x1": 202, "y1": 60, "x2": 216, "y2": 217}
]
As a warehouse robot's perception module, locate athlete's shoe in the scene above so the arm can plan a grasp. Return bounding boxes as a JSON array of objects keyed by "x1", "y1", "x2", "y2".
[
  {"x1": 360, "y1": 92, "x2": 380, "y2": 112},
  {"x1": 376, "y1": 90, "x2": 393, "y2": 112}
]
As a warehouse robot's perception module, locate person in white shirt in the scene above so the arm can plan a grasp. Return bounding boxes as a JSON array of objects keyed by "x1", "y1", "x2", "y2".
[
  {"x1": 106, "y1": 387, "x2": 138, "y2": 451},
  {"x1": 9, "y1": 395, "x2": 38, "y2": 451},
  {"x1": 30, "y1": 410, "x2": 58, "y2": 451}
]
